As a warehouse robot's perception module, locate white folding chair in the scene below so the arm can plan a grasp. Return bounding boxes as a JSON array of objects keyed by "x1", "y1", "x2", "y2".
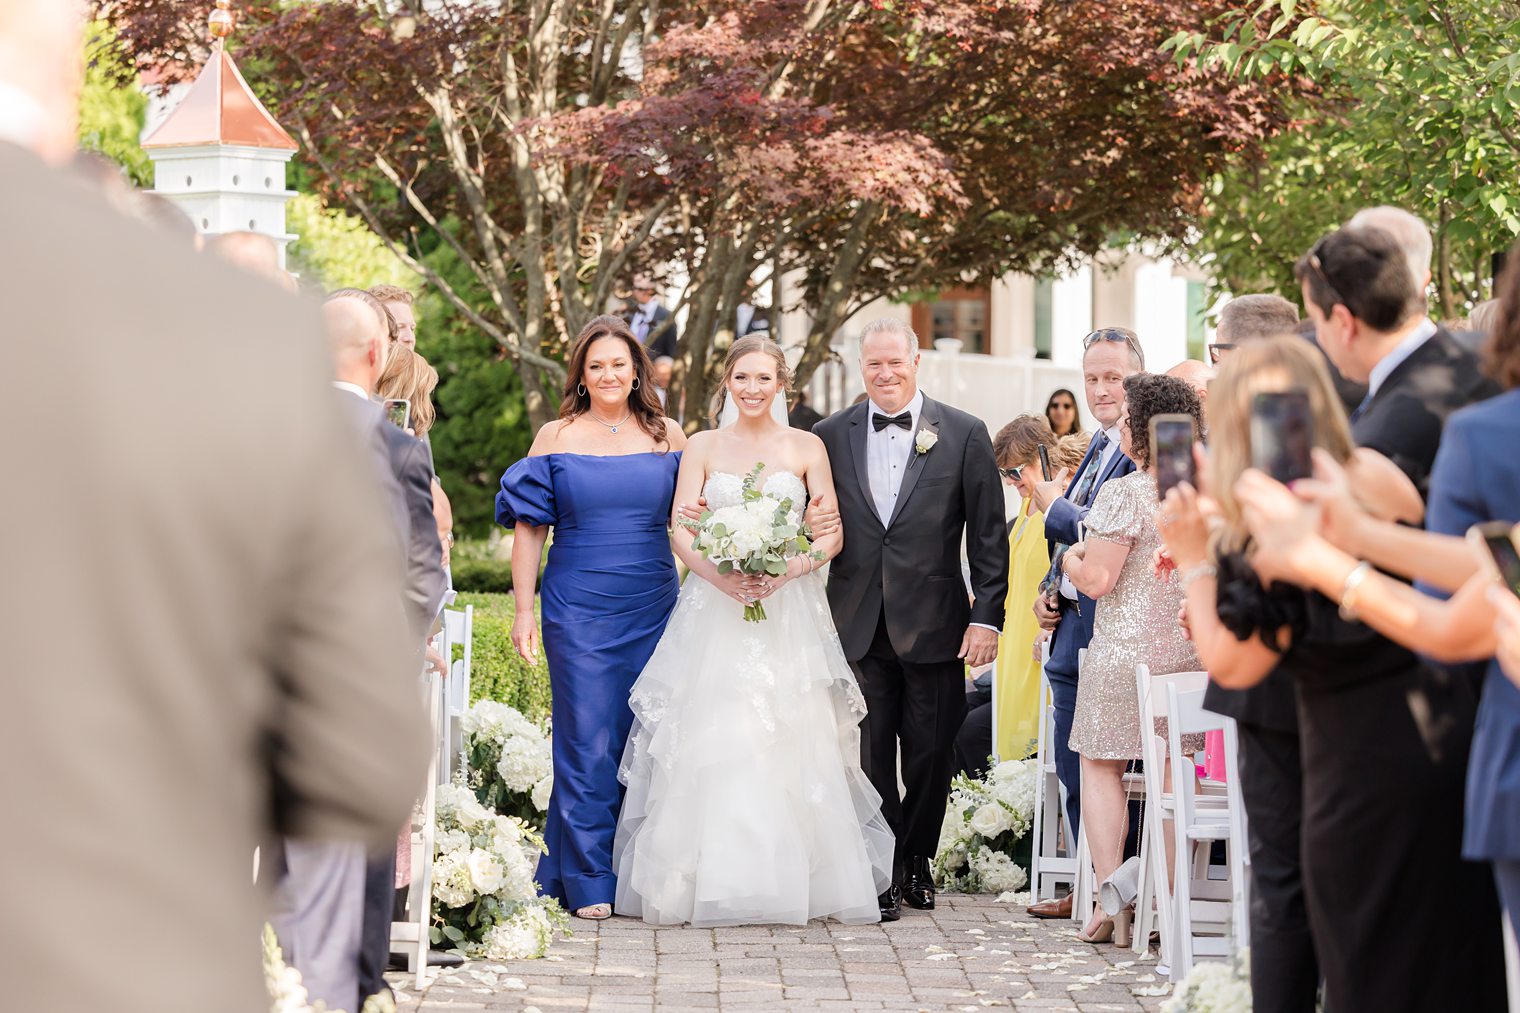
[
  {"x1": 1032, "y1": 647, "x2": 1077, "y2": 902},
  {"x1": 1133, "y1": 667, "x2": 1205, "y2": 961},
  {"x1": 1165, "y1": 681, "x2": 1239, "y2": 980},
  {"x1": 391, "y1": 643, "x2": 447, "y2": 987},
  {"x1": 441, "y1": 605, "x2": 474, "y2": 778},
  {"x1": 1221, "y1": 718, "x2": 1251, "y2": 949}
]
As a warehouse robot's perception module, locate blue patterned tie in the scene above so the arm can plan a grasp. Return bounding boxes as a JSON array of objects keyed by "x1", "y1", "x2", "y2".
[
  {"x1": 1349, "y1": 393, "x2": 1373, "y2": 424},
  {"x1": 1043, "y1": 432, "x2": 1109, "y2": 594}
]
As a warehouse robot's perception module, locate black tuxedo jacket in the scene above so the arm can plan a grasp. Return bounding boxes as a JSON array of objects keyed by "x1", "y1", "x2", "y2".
[
  {"x1": 814, "y1": 395, "x2": 1009, "y2": 664},
  {"x1": 1353, "y1": 326, "x2": 1499, "y2": 498}
]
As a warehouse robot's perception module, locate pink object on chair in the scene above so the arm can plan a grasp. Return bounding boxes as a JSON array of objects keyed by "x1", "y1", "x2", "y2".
[{"x1": 1203, "y1": 729, "x2": 1227, "y2": 782}]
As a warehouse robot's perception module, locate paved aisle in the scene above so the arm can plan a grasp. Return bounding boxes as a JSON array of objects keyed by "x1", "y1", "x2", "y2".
[{"x1": 390, "y1": 894, "x2": 1174, "y2": 1012}]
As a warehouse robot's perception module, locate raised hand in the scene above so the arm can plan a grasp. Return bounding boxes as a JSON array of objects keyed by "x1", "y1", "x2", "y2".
[
  {"x1": 1157, "y1": 482, "x2": 1210, "y2": 570},
  {"x1": 1234, "y1": 468, "x2": 1324, "y2": 586},
  {"x1": 1029, "y1": 467, "x2": 1073, "y2": 514}
]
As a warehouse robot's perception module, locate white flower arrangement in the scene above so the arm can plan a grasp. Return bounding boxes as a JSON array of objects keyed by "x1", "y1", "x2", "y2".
[
  {"x1": 681, "y1": 463, "x2": 823, "y2": 622},
  {"x1": 263, "y1": 923, "x2": 397, "y2": 1012},
  {"x1": 460, "y1": 699, "x2": 553, "y2": 825},
  {"x1": 430, "y1": 783, "x2": 566, "y2": 961},
  {"x1": 915, "y1": 427, "x2": 939, "y2": 454},
  {"x1": 933, "y1": 758, "x2": 1038, "y2": 893},
  {"x1": 1161, "y1": 949, "x2": 1251, "y2": 1012}
]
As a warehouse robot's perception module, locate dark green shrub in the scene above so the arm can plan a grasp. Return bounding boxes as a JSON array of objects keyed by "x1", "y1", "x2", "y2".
[
  {"x1": 451, "y1": 558, "x2": 512, "y2": 594},
  {"x1": 453, "y1": 592, "x2": 552, "y2": 721}
]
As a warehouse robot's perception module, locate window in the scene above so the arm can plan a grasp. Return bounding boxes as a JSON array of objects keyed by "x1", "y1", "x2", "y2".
[
  {"x1": 1033, "y1": 279, "x2": 1054, "y2": 360},
  {"x1": 910, "y1": 288, "x2": 990, "y2": 354},
  {"x1": 1186, "y1": 280, "x2": 1207, "y2": 363}
]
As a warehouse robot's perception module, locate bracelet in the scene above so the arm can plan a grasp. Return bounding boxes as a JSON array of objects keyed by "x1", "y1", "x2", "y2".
[
  {"x1": 1179, "y1": 562, "x2": 1217, "y2": 589},
  {"x1": 1338, "y1": 561, "x2": 1373, "y2": 622}
]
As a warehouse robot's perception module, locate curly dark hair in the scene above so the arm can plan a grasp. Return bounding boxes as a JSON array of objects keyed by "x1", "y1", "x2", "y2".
[
  {"x1": 1486, "y1": 239, "x2": 1520, "y2": 390},
  {"x1": 1121, "y1": 373, "x2": 1203, "y2": 469}
]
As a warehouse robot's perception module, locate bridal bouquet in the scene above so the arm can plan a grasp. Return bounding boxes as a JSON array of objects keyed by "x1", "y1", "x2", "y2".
[
  {"x1": 934, "y1": 758, "x2": 1038, "y2": 894},
  {"x1": 430, "y1": 783, "x2": 566, "y2": 960},
  {"x1": 682, "y1": 463, "x2": 823, "y2": 622},
  {"x1": 460, "y1": 700, "x2": 553, "y2": 827}
]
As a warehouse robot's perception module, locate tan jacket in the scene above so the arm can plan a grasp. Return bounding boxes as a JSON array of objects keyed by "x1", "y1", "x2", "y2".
[{"x1": 0, "y1": 143, "x2": 431, "y2": 1013}]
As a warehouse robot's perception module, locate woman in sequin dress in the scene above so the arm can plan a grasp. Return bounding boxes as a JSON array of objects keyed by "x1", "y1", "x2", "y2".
[{"x1": 1061, "y1": 373, "x2": 1204, "y2": 942}]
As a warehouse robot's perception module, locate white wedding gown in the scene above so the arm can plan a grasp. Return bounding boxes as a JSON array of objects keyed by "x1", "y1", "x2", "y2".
[{"x1": 613, "y1": 469, "x2": 894, "y2": 926}]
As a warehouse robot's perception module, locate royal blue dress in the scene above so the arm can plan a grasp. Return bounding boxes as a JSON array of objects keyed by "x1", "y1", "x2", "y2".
[{"x1": 495, "y1": 451, "x2": 681, "y2": 910}]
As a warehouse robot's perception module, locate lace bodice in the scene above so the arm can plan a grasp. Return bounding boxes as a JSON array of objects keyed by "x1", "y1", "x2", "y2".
[{"x1": 701, "y1": 468, "x2": 808, "y2": 510}]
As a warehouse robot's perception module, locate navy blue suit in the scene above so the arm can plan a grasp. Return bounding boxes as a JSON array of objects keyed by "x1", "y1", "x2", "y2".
[
  {"x1": 1042, "y1": 435, "x2": 1135, "y2": 835},
  {"x1": 1426, "y1": 390, "x2": 1520, "y2": 927}
]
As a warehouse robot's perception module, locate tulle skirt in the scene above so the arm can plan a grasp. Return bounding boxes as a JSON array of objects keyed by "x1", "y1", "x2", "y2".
[{"x1": 613, "y1": 570, "x2": 894, "y2": 926}]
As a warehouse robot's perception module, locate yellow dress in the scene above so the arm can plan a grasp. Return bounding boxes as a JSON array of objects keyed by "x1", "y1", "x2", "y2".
[{"x1": 994, "y1": 498, "x2": 1048, "y2": 760}]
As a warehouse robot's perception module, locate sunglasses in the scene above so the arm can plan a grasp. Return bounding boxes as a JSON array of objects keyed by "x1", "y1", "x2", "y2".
[
  {"x1": 1207, "y1": 342, "x2": 1237, "y2": 365},
  {"x1": 999, "y1": 465, "x2": 1025, "y2": 481},
  {"x1": 1083, "y1": 327, "x2": 1145, "y2": 364}
]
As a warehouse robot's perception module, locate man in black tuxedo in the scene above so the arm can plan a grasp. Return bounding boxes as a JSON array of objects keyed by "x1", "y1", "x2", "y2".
[
  {"x1": 626, "y1": 274, "x2": 678, "y2": 361},
  {"x1": 814, "y1": 319, "x2": 1008, "y2": 920}
]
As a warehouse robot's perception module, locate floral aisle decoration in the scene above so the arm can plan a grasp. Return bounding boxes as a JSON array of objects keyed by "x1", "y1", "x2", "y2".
[
  {"x1": 1160, "y1": 950, "x2": 1251, "y2": 1011},
  {"x1": 263, "y1": 924, "x2": 395, "y2": 1013},
  {"x1": 934, "y1": 757, "x2": 1038, "y2": 894},
  {"x1": 430, "y1": 783, "x2": 567, "y2": 960},
  {"x1": 460, "y1": 699, "x2": 553, "y2": 825},
  {"x1": 680, "y1": 462, "x2": 824, "y2": 622}
]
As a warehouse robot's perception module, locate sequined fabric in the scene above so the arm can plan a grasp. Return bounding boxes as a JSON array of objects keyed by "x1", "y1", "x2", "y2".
[{"x1": 1069, "y1": 471, "x2": 1204, "y2": 760}]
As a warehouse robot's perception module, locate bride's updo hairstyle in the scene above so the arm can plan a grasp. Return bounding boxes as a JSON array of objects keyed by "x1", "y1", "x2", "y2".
[
  {"x1": 558, "y1": 314, "x2": 670, "y2": 449},
  {"x1": 1207, "y1": 336, "x2": 1355, "y2": 557},
  {"x1": 708, "y1": 335, "x2": 793, "y2": 425}
]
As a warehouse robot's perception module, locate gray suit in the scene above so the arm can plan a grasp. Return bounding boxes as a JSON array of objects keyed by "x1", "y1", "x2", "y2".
[{"x1": 0, "y1": 142, "x2": 431, "y2": 1013}]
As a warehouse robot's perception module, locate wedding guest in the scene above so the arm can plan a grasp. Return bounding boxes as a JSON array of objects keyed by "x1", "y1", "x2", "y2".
[
  {"x1": 378, "y1": 345, "x2": 440, "y2": 438},
  {"x1": 955, "y1": 415, "x2": 1060, "y2": 777},
  {"x1": 626, "y1": 273, "x2": 678, "y2": 361},
  {"x1": 496, "y1": 315, "x2": 685, "y2": 920},
  {"x1": 1165, "y1": 359, "x2": 1213, "y2": 429},
  {"x1": 1060, "y1": 373, "x2": 1204, "y2": 945},
  {"x1": 1045, "y1": 387, "x2": 1083, "y2": 438},
  {"x1": 1158, "y1": 336, "x2": 1505, "y2": 1013},
  {"x1": 0, "y1": 8, "x2": 429, "y2": 1010},
  {"x1": 1211, "y1": 293, "x2": 1300, "y2": 364},
  {"x1": 651, "y1": 355, "x2": 675, "y2": 410},
  {"x1": 790, "y1": 388, "x2": 825, "y2": 431},
  {"x1": 1024, "y1": 328, "x2": 1144, "y2": 921},
  {"x1": 370, "y1": 283, "x2": 418, "y2": 349}
]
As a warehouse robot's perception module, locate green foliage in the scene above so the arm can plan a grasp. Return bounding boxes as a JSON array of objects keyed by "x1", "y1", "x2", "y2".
[
  {"x1": 78, "y1": 23, "x2": 151, "y2": 186},
  {"x1": 417, "y1": 238, "x2": 535, "y2": 537},
  {"x1": 453, "y1": 592, "x2": 551, "y2": 722},
  {"x1": 285, "y1": 193, "x2": 414, "y2": 291},
  {"x1": 1168, "y1": 1, "x2": 1520, "y2": 318}
]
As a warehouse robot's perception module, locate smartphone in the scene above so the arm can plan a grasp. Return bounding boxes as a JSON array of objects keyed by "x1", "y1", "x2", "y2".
[
  {"x1": 1250, "y1": 391, "x2": 1313, "y2": 484},
  {"x1": 1149, "y1": 414, "x2": 1197, "y2": 500},
  {"x1": 1469, "y1": 521, "x2": 1520, "y2": 596},
  {"x1": 1037, "y1": 443, "x2": 1052, "y2": 482},
  {"x1": 383, "y1": 398, "x2": 411, "y2": 430}
]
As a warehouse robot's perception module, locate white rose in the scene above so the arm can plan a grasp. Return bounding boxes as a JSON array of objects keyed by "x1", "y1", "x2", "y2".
[
  {"x1": 968, "y1": 802, "x2": 1014, "y2": 838},
  {"x1": 467, "y1": 848, "x2": 506, "y2": 895},
  {"x1": 431, "y1": 852, "x2": 475, "y2": 908},
  {"x1": 531, "y1": 774, "x2": 553, "y2": 812},
  {"x1": 915, "y1": 428, "x2": 939, "y2": 454},
  {"x1": 481, "y1": 906, "x2": 554, "y2": 960}
]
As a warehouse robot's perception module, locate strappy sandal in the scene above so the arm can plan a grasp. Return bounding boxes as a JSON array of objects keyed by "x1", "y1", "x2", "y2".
[{"x1": 574, "y1": 903, "x2": 613, "y2": 920}]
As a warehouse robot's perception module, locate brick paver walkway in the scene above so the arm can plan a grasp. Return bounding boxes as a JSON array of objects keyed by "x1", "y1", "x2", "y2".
[{"x1": 388, "y1": 894, "x2": 1175, "y2": 1012}]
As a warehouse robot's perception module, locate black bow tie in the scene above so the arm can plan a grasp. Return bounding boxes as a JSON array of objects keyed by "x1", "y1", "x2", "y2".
[{"x1": 873, "y1": 411, "x2": 913, "y2": 432}]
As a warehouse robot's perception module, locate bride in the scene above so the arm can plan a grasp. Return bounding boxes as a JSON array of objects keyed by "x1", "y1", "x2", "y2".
[{"x1": 613, "y1": 335, "x2": 894, "y2": 926}]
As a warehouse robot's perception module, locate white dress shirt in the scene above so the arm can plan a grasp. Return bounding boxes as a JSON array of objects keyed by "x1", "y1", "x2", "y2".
[
  {"x1": 865, "y1": 389, "x2": 924, "y2": 525},
  {"x1": 1366, "y1": 317, "x2": 1438, "y2": 400},
  {"x1": 332, "y1": 380, "x2": 370, "y2": 401},
  {"x1": 1060, "y1": 423, "x2": 1122, "y2": 601},
  {"x1": 0, "y1": 80, "x2": 46, "y2": 151}
]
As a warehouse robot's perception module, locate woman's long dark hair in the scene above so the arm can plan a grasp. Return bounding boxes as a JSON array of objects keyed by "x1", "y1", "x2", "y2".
[
  {"x1": 1486, "y1": 240, "x2": 1520, "y2": 391},
  {"x1": 1044, "y1": 387, "x2": 1083, "y2": 437},
  {"x1": 558, "y1": 314, "x2": 669, "y2": 449}
]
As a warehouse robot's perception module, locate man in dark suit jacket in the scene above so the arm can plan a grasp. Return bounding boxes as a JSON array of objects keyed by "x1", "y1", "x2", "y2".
[
  {"x1": 814, "y1": 319, "x2": 1008, "y2": 920},
  {"x1": 626, "y1": 274, "x2": 678, "y2": 361},
  {"x1": 1022, "y1": 329, "x2": 1143, "y2": 919}
]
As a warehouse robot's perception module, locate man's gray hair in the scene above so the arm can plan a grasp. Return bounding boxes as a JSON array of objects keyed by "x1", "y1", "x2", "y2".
[
  {"x1": 858, "y1": 317, "x2": 920, "y2": 354},
  {"x1": 1347, "y1": 206, "x2": 1432, "y2": 296},
  {"x1": 1216, "y1": 293, "x2": 1300, "y2": 344}
]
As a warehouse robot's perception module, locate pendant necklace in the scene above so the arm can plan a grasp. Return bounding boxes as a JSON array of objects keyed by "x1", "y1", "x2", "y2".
[{"x1": 591, "y1": 410, "x2": 632, "y2": 434}]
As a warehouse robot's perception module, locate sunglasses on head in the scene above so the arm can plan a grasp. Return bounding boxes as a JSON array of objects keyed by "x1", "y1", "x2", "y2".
[{"x1": 1082, "y1": 327, "x2": 1144, "y2": 363}]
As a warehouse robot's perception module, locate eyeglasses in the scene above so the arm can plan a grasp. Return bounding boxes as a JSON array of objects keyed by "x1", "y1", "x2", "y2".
[
  {"x1": 1082, "y1": 327, "x2": 1145, "y2": 368},
  {"x1": 1207, "y1": 342, "x2": 1237, "y2": 365},
  {"x1": 998, "y1": 465, "x2": 1024, "y2": 481},
  {"x1": 1304, "y1": 240, "x2": 1348, "y2": 312}
]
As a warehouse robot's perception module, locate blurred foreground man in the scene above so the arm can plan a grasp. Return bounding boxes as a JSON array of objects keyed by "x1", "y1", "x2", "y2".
[{"x1": 0, "y1": 4, "x2": 431, "y2": 1012}]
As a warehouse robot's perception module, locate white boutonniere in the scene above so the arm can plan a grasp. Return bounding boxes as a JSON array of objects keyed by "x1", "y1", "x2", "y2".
[{"x1": 915, "y1": 428, "x2": 939, "y2": 455}]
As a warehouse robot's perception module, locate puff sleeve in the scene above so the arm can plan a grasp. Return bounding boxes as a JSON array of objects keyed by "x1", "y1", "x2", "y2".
[
  {"x1": 495, "y1": 456, "x2": 557, "y2": 528},
  {"x1": 1083, "y1": 474, "x2": 1145, "y2": 547}
]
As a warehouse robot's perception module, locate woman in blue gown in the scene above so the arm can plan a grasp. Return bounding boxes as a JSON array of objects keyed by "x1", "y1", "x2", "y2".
[{"x1": 496, "y1": 315, "x2": 686, "y2": 920}]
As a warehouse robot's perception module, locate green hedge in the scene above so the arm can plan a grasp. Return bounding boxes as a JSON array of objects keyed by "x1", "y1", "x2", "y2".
[
  {"x1": 452, "y1": 592, "x2": 552, "y2": 722},
  {"x1": 451, "y1": 558, "x2": 513, "y2": 594}
]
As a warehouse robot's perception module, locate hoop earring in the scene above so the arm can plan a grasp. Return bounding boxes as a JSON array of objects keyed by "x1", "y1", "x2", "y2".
[
  {"x1": 577, "y1": 383, "x2": 586, "y2": 397},
  {"x1": 631, "y1": 377, "x2": 640, "y2": 391}
]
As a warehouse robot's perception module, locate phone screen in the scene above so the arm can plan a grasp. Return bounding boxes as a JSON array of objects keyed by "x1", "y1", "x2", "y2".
[
  {"x1": 1484, "y1": 529, "x2": 1520, "y2": 596},
  {"x1": 1251, "y1": 391, "x2": 1313, "y2": 484},
  {"x1": 383, "y1": 398, "x2": 410, "y2": 430},
  {"x1": 1151, "y1": 416, "x2": 1196, "y2": 500},
  {"x1": 1037, "y1": 444, "x2": 1052, "y2": 482}
]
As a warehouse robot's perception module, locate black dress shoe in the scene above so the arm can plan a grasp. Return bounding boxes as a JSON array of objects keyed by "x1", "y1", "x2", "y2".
[
  {"x1": 878, "y1": 885, "x2": 902, "y2": 922},
  {"x1": 903, "y1": 856, "x2": 936, "y2": 911}
]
